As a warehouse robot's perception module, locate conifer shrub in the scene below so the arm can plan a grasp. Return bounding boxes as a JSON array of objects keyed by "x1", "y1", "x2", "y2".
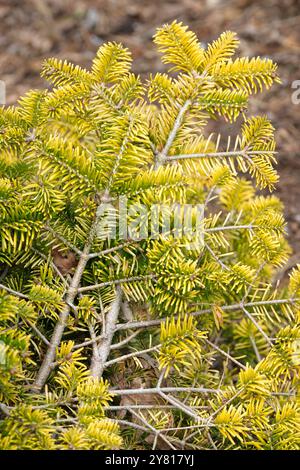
[{"x1": 0, "y1": 21, "x2": 300, "y2": 450}]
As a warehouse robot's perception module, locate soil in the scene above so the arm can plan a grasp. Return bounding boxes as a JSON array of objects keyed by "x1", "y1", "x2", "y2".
[{"x1": 1, "y1": 0, "x2": 300, "y2": 267}]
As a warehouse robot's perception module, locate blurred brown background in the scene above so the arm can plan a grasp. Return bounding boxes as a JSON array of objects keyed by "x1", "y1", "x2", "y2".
[{"x1": 1, "y1": 0, "x2": 299, "y2": 268}]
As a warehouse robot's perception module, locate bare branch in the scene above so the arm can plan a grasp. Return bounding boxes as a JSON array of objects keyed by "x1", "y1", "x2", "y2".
[
  {"x1": 204, "y1": 338, "x2": 246, "y2": 370},
  {"x1": 88, "y1": 240, "x2": 139, "y2": 259},
  {"x1": 0, "y1": 284, "x2": 28, "y2": 299},
  {"x1": 112, "y1": 418, "x2": 152, "y2": 434},
  {"x1": 78, "y1": 274, "x2": 156, "y2": 294},
  {"x1": 111, "y1": 330, "x2": 141, "y2": 350},
  {"x1": 205, "y1": 243, "x2": 229, "y2": 271},
  {"x1": 128, "y1": 408, "x2": 177, "y2": 450},
  {"x1": 159, "y1": 391, "x2": 203, "y2": 422},
  {"x1": 111, "y1": 386, "x2": 220, "y2": 396},
  {"x1": 90, "y1": 286, "x2": 122, "y2": 378},
  {"x1": 31, "y1": 247, "x2": 69, "y2": 288},
  {"x1": 104, "y1": 344, "x2": 160, "y2": 368},
  {"x1": 242, "y1": 306, "x2": 273, "y2": 346},
  {"x1": 166, "y1": 150, "x2": 276, "y2": 161},
  {"x1": 250, "y1": 336, "x2": 262, "y2": 361},
  {"x1": 25, "y1": 319, "x2": 50, "y2": 346},
  {"x1": 205, "y1": 224, "x2": 254, "y2": 233},
  {"x1": 44, "y1": 224, "x2": 83, "y2": 256},
  {"x1": 155, "y1": 99, "x2": 192, "y2": 168},
  {"x1": 109, "y1": 404, "x2": 209, "y2": 411},
  {"x1": 116, "y1": 298, "x2": 298, "y2": 332}
]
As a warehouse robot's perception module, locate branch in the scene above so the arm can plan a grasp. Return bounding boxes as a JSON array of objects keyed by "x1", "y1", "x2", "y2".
[
  {"x1": 72, "y1": 329, "x2": 141, "y2": 352},
  {"x1": 111, "y1": 330, "x2": 141, "y2": 350},
  {"x1": 242, "y1": 306, "x2": 273, "y2": 346},
  {"x1": 112, "y1": 418, "x2": 153, "y2": 434},
  {"x1": 204, "y1": 243, "x2": 229, "y2": 271},
  {"x1": 159, "y1": 391, "x2": 204, "y2": 422},
  {"x1": 128, "y1": 408, "x2": 176, "y2": 450},
  {"x1": 88, "y1": 240, "x2": 139, "y2": 260},
  {"x1": 115, "y1": 298, "x2": 298, "y2": 331},
  {"x1": 90, "y1": 286, "x2": 122, "y2": 378},
  {"x1": 31, "y1": 247, "x2": 69, "y2": 288},
  {"x1": 78, "y1": 273, "x2": 156, "y2": 293},
  {"x1": 111, "y1": 386, "x2": 220, "y2": 396},
  {"x1": 0, "y1": 284, "x2": 28, "y2": 299},
  {"x1": 32, "y1": 231, "x2": 94, "y2": 392},
  {"x1": 204, "y1": 338, "x2": 246, "y2": 370},
  {"x1": 88, "y1": 323, "x2": 100, "y2": 366},
  {"x1": 250, "y1": 336, "x2": 261, "y2": 362},
  {"x1": 109, "y1": 404, "x2": 209, "y2": 411},
  {"x1": 25, "y1": 319, "x2": 50, "y2": 346},
  {"x1": 166, "y1": 150, "x2": 276, "y2": 161},
  {"x1": 44, "y1": 224, "x2": 83, "y2": 256},
  {"x1": 154, "y1": 99, "x2": 192, "y2": 168},
  {"x1": 205, "y1": 224, "x2": 254, "y2": 233},
  {"x1": 104, "y1": 344, "x2": 160, "y2": 368}
]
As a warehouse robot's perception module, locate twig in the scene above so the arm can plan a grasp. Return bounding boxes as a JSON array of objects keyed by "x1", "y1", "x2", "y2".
[
  {"x1": 210, "y1": 389, "x2": 243, "y2": 420},
  {"x1": 205, "y1": 224, "x2": 254, "y2": 233},
  {"x1": 184, "y1": 389, "x2": 243, "y2": 444},
  {"x1": 44, "y1": 224, "x2": 83, "y2": 256},
  {"x1": 25, "y1": 319, "x2": 50, "y2": 346},
  {"x1": 104, "y1": 344, "x2": 160, "y2": 368},
  {"x1": 128, "y1": 408, "x2": 176, "y2": 450},
  {"x1": 108, "y1": 404, "x2": 209, "y2": 411},
  {"x1": 110, "y1": 330, "x2": 141, "y2": 350},
  {"x1": 111, "y1": 386, "x2": 220, "y2": 396},
  {"x1": 0, "y1": 284, "x2": 28, "y2": 299},
  {"x1": 113, "y1": 418, "x2": 152, "y2": 434},
  {"x1": 116, "y1": 297, "x2": 298, "y2": 331},
  {"x1": 155, "y1": 100, "x2": 192, "y2": 168},
  {"x1": 205, "y1": 243, "x2": 229, "y2": 271},
  {"x1": 166, "y1": 150, "x2": 276, "y2": 161},
  {"x1": 204, "y1": 338, "x2": 246, "y2": 370},
  {"x1": 207, "y1": 430, "x2": 218, "y2": 450},
  {"x1": 31, "y1": 247, "x2": 69, "y2": 288},
  {"x1": 72, "y1": 334, "x2": 104, "y2": 350},
  {"x1": 250, "y1": 336, "x2": 261, "y2": 362},
  {"x1": 159, "y1": 391, "x2": 203, "y2": 422},
  {"x1": 88, "y1": 241, "x2": 139, "y2": 259},
  {"x1": 157, "y1": 368, "x2": 166, "y2": 388},
  {"x1": 90, "y1": 286, "x2": 122, "y2": 378},
  {"x1": 88, "y1": 323, "x2": 100, "y2": 365},
  {"x1": 242, "y1": 306, "x2": 273, "y2": 346},
  {"x1": 77, "y1": 274, "x2": 156, "y2": 294}
]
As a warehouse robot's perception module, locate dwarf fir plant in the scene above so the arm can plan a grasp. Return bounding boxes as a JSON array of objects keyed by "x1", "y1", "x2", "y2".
[{"x1": 0, "y1": 21, "x2": 300, "y2": 450}]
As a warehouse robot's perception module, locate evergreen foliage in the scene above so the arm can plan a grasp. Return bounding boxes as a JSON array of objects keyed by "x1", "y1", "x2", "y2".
[{"x1": 0, "y1": 21, "x2": 299, "y2": 450}]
